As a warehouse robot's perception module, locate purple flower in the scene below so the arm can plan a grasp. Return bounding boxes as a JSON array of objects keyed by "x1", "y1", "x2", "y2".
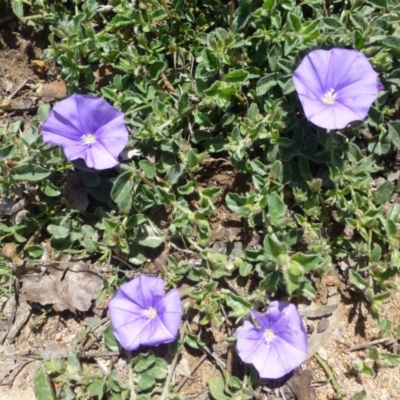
[
  {"x1": 293, "y1": 48, "x2": 380, "y2": 130},
  {"x1": 41, "y1": 94, "x2": 128, "y2": 170},
  {"x1": 236, "y1": 301, "x2": 308, "y2": 379},
  {"x1": 108, "y1": 276, "x2": 182, "y2": 351}
]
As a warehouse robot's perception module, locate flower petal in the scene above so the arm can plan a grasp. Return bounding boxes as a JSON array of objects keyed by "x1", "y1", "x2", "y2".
[
  {"x1": 118, "y1": 276, "x2": 165, "y2": 309},
  {"x1": 310, "y1": 102, "x2": 361, "y2": 130},
  {"x1": 267, "y1": 335, "x2": 308, "y2": 376},
  {"x1": 330, "y1": 49, "x2": 378, "y2": 92},
  {"x1": 42, "y1": 95, "x2": 85, "y2": 135},
  {"x1": 265, "y1": 301, "x2": 295, "y2": 330},
  {"x1": 236, "y1": 302, "x2": 308, "y2": 379},
  {"x1": 293, "y1": 48, "x2": 379, "y2": 129},
  {"x1": 41, "y1": 107, "x2": 83, "y2": 141},
  {"x1": 268, "y1": 302, "x2": 305, "y2": 334},
  {"x1": 41, "y1": 130, "x2": 82, "y2": 148},
  {"x1": 94, "y1": 115, "x2": 129, "y2": 159},
  {"x1": 72, "y1": 94, "x2": 124, "y2": 134},
  {"x1": 108, "y1": 290, "x2": 149, "y2": 351},
  {"x1": 154, "y1": 288, "x2": 182, "y2": 338},
  {"x1": 252, "y1": 341, "x2": 289, "y2": 379},
  {"x1": 41, "y1": 94, "x2": 129, "y2": 170},
  {"x1": 80, "y1": 141, "x2": 120, "y2": 170},
  {"x1": 296, "y1": 49, "x2": 332, "y2": 94},
  {"x1": 116, "y1": 317, "x2": 151, "y2": 351},
  {"x1": 236, "y1": 321, "x2": 264, "y2": 363},
  {"x1": 141, "y1": 318, "x2": 178, "y2": 347}
]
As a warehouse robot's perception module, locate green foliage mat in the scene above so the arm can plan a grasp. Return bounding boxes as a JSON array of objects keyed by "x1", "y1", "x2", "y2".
[{"x1": 2, "y1": 0, "x2": 400, "y2": 398}]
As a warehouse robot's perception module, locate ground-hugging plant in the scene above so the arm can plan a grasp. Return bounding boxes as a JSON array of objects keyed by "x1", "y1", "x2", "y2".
[{"x1": 1, "y1": 0, "x2": 400, "y2": 398}]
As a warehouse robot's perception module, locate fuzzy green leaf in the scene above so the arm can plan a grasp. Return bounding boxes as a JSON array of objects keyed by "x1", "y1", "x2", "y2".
[{"x1": 33, "y1": 366, "x2": 56, "y2": 400}]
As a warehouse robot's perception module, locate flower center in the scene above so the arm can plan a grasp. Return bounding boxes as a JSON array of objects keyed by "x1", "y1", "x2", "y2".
[
  {"x1": 81, "y1": 133, "x2": 97, "y2": 145},
  {"x1": 263, "y1": 328, "x2": 275, "y2": 344},
  {"x1": 322, "y1": 88, "x2": 337, "y2": 105},
  {"x1": 144, "y1": 307, "x2": 157, "y2": 319}
]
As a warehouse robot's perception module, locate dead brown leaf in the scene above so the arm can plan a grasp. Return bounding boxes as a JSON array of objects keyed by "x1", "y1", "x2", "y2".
[
  {"x1": 65, "y1": 173, "x2": 89, "y2": 211},
  {"x1": 0, "y1": 344, "x2": 33, "y2": 386},
  {"x1": 287, "y1": 369, "x2": 313, "y2": 400},
  {"x1": 38, "y1": 80, "x2": 67, "y2": 102},
  {"x1": 31, "y1": 59, "x2": 49, "y2": 75},
  {"x1": 94, "y1": 64, "x2": 113, "y2": 83},
  {"x1": 0, "y1": 296, "x2": 31, "y2": 344},
  {"x1": 20, "y1": 262, "x2": 103, "y2": 312}
]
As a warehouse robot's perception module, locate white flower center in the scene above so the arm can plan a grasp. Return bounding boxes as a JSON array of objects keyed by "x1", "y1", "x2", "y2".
[
  {"x1": 322, "y1": 88, "x2": 337, "y2": 105},
  {"x1": 81, "y1": 133, "x2": 97, "y2": 145},
  {"x1": 144, "y1": 307, "x2": 157, "y2": 319},
  {"x1": 263, "y1": 328, "x2": 275, "y2": 344}
]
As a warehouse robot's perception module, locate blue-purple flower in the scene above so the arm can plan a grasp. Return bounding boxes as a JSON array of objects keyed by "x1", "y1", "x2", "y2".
[
  {"x1": 293, "y1": 48, "x2": 380, "y2": 130},
  {"x1": 236, "y1": 301, "x2": 308, "y2": 379},
  {"x1": 108, "y1": 276, "x2": 182, "y2": 351},
  {"x1": 41, "y1": 94, "x2": 128, "y2": 170}
]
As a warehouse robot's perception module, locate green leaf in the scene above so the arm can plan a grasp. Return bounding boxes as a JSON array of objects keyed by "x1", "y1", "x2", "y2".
[
  {"x1": 137, "y1": 372, "x2": 156, "y2": 391},
  {"x1": 87, "y1": 379, "x2": 104, "y2": 398},
  {"x1": 12, "y1": 0, "x2": 24, "y2": 18},
  {"x1": 225, "y1": 193, "x2": 249, "y2": 216},
  {"x1": 378, "y1": 352, "x2": 400, "y2": 368},
  {"x1": 388, "y1": 121, "x2": 400, "y2": 149},
  {"x1": 0, "y1": 144, "x2": 16, "y2": 161},
  {"x1": 111, "y1": 171, "x2": 134, "y2": 214},
  {"x1": 260, "y1": 271, "x2": 280, "y2": 293},
  {"x1": 33, "y1": 366, "x2": 55, "y2": 400},
  {"x1": 136, "y1": 224, "x2": 164, "y2": 248},
  {"x1": 103, "y1": 323, "x2": 120, "y2": 352},
  {"x1": 149, "y1": 61, "x2": 166, "y2": 80},
  {"x1": 256, "y1": 74, "x2": 277, "y2": 96},
  {"x1": 233, "y1": 0, "x2": 252, "y2": 32},
  {"x1": 47, "y1": 224, "x2": 70, "y2": 239},
  {"x1": 67, "y1": 350, "x2": 81, "y2": 372},
  {"x1": 291, "y1": 253, "x2": 320, "y2": 272},
  {"x1": 382, "y1": 36, "x2": 400, "y2": 54},
  {"x1": 38, "y1": 104, "x2": 51, "y2": 124},
  {"x1": 264, "y1": 235, "x2": 285, "y2": 259},
  {"x1": 185, "y1": 333, "x2": 205, "y2": 349},
  {"x1": 225, "y1": 70, "x2": 249, "y2": 84},
  {"x1": 148, "y1": 358, "x2": 168, "y2": 380},
  {"x1": 366, "y1": 0, "x2": 386, "y2": 7},
  {"x1": 299, "y1": 281, "x2": 317, "y2": 299},
  {"x1": 370, "y1": 243, "x2": 382, "y2": 262},
  {"x1": 139, "y1": 160, "x2": 157, "y2": 179},
  {"x1": 165, "y1": 164, "x2": 185, "y2": 185},
  {"x1": 41, "y1": 180, "x2": 61, "y2": 197},
  {"x1": 224, "y1": 290, "x2": 251, "y2": 317},
  {"x1": 202, "y1": 187, "x2": 222, "y2": 198},
  {"x1": 13, "y1": 164, "x2": 51, "y2": 181},
  {"x1": 201, "y1": 48, "x2": 220, "y2": 70},
  {"x1": 209, "y1": 376, "x2": 229, "y2": 400},
  {"x1": 177, "y1": 181, "x2": 195, "y2": 195},
  {"x1": 239, "y1": 261, "x2": 252, "y2": 277},
  {"x1": 348, "y1": 270, "x2": 369, "y2": 290},
  {"x1": 288, "y1": 12, "x2": 301, "y2": 32},
  {"x1": 267, "y1": 192, "x2": 285, "y2": 223},
  {"x1": 134, "y1": 353, "x2": 156, "y2": 373},
  {"x1": 374, "y1": 181, "x2": 394, "y2": 205},
  {"x1": 351, "y1": 390, "x2": 367, "y2": 400}
]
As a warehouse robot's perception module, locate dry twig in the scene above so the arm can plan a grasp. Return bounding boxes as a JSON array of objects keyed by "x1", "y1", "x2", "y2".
[
  {"x1": 176, "y1": 353, "x2": 208, "y2": 392},
  {"x1": 345, "y1": 337, "x2": 396, "y2": 352}
]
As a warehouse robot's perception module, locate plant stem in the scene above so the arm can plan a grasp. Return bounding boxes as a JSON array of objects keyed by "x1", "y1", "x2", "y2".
[
  {"x1": 160, "y1": 348, "x2": 180, "y2": 400},
  {"x1": 314, "y1": 353, "x2": 343, "y2": 398},
  {"x1": 160, "y1": 325, "x2": 187, "y2": 400},
  {"x1": 128, "y1": 353, "x2": 137, "y2": 400}
]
